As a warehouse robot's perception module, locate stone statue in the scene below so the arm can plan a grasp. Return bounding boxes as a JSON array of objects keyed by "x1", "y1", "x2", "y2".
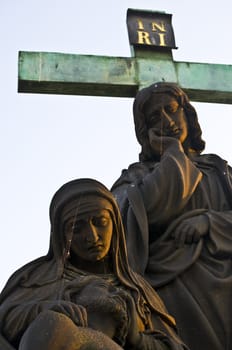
[
  {"x1": 0, "y1": 178, "x2": 188, "y2": 349},
  {"x1": 111, "y1": 82, "x2": 232, "y2": 350}
]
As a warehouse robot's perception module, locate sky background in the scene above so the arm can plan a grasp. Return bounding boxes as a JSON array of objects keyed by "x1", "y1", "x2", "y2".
[{"x1": 1, "y1": 0, "x2": 232, "y2": 290}]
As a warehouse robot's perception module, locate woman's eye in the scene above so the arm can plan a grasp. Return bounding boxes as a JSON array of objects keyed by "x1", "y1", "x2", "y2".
[
  {"x1": 73, "y1": 220, "x2": 85, "y2": 233},
  {"x1": 151, "y1": 115, "x2": 159, "y2": 122},
  {"x1": 92, "y1": 216, "x2": 109, "y2": 227},
  {"x1": 147, "y1": 115, "x2": 160, "y2": 127},
  {"x1": 166, "y1": 104, "x2": 179, "y2": 113}
]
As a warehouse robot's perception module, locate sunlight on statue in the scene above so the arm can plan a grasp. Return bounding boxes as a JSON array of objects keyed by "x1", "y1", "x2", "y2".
[
  {"x1": 112, "y1": 82, "x2": 232, "y2": 350},
  {"x1": 0, "y1": 178, "x2": 188, "y2": 350}
]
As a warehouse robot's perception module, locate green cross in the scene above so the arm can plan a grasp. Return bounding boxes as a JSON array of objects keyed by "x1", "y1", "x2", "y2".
[{"x1": 18, "y1": 9, "x2": 232, "y2": 104}]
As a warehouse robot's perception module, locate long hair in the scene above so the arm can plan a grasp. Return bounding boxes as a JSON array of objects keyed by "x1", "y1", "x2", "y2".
[{"x1": 133, "y1": 82, "x2": 205, "y2": 161}]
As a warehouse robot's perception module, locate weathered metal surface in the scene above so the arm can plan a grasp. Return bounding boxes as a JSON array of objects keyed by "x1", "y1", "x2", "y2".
[
  {"x1": 18, "y1": 52, "x2": 137, "y2": 97},
  {"x1": 137, "y1": 58, "x2": 232, "y2": 103},
  {"x1": 18, "y1": 51, "x2": 232, "y2": 103}
]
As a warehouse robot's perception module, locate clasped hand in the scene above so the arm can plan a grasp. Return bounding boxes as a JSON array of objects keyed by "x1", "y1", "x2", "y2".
[{"x1": 171, "y1": 214, "x2": 209, "y2": 247}]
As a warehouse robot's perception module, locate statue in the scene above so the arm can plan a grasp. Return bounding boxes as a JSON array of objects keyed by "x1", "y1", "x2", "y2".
[
  {"x1": 0, "y1": 178, "x2": 188, "y2": 349},
  {"x1": 111, "y1": 82, "x2": 232, "y2": 350}
]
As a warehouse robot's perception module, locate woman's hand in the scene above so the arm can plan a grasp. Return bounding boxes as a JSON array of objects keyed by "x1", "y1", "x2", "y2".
[
  {"x1": 148, "y1": 128, "x2": 183, "y2": 157},
  {"x1": 172, "y1": 214, "x2": 209, "y2": 247}
]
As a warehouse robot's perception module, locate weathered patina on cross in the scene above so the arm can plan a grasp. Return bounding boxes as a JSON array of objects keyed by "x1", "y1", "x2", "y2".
[{"x1": 18, "y1": 8, "x2": 232, "y2": 104}]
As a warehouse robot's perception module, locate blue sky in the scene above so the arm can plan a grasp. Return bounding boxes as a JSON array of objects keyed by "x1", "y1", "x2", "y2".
[{"x1": 1, "y1": 0, "x2": 232, "y2": 290}]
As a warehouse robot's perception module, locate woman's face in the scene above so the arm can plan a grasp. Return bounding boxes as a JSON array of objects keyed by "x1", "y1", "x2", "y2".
[
  {"x1": 144, "y1": 93, "x2": 188, "y2": 145},
  {"x1": 65, "y1": 200, "x2": 113, "y2": 263}
]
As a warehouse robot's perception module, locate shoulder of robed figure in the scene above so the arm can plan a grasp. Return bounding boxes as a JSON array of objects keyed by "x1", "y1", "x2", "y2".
[{"x1": 112, "y1": 161, "x2": 156, "y2": 192}]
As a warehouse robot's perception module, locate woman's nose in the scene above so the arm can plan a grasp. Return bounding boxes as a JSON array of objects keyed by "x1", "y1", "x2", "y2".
[
  {"x1": 85, "y1": 222, "x2": 99, "y2": 243},
  {"x1": 160, "y1": 109, "x2": 175, "y2": 128}
]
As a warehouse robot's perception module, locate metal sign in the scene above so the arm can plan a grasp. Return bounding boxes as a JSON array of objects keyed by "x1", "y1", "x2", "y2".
[{"x1": 127, "y1": 8, "x2": 177, "y2": 50}]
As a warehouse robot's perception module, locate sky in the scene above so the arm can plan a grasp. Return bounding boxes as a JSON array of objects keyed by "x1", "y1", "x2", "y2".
[{"x1": 1, "y1": 0, "x2": 232, "y2": 291}]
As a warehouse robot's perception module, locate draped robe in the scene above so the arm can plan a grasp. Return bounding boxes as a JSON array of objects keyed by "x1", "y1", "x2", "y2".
[
  {"x1": 0, "y1": 178, "x2": 188, "y2": 350},
  {"x1": 0, "y1": 260, "x2": 188, "y2": 350},
  {"x1": 112, "y1": 149, "x2": 232, "y2": 350}
]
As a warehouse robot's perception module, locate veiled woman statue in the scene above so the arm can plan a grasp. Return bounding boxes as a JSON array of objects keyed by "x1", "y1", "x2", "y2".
[
  {"x1": 112, "y1": 82, "x2": 232, "y2": 350},
  {"x1": 0, "y1": 178, "x2": 188, "y2": 350}
]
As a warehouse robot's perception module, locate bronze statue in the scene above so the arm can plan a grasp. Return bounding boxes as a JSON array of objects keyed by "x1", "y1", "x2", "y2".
[
  {"x1": 0, "y1": 178, "x2": 188, "y2": 349},
  {"x1": 112, "y1": 82, "x2": 232, "y2": 350}
]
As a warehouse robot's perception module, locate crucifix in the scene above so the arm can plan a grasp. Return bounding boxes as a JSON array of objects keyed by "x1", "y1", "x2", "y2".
[
  {"x1": 1, "y1": 9, "x2": 232, "y2": 350},
  {"x1": 18, "y1": 8, "x2": 232, "y2": 104}
]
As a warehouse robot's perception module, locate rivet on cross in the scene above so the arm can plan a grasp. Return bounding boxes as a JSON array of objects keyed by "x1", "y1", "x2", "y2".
[{"x1": 18, "y1": 8, "x2": 232, "y2": 104}]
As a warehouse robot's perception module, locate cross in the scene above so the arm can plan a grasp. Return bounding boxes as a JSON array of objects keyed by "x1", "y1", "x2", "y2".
[{"x1": 18, "y1": 8, "x2": 232, "y2": 104}]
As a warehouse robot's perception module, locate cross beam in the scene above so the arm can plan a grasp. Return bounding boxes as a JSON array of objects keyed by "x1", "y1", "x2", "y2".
[
  {"x1": 17, "y1": 9, "x2": 232, "y2": 104},
  {"x1": 18, "y1": 50, "x2": 232, "y2": 104}
]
